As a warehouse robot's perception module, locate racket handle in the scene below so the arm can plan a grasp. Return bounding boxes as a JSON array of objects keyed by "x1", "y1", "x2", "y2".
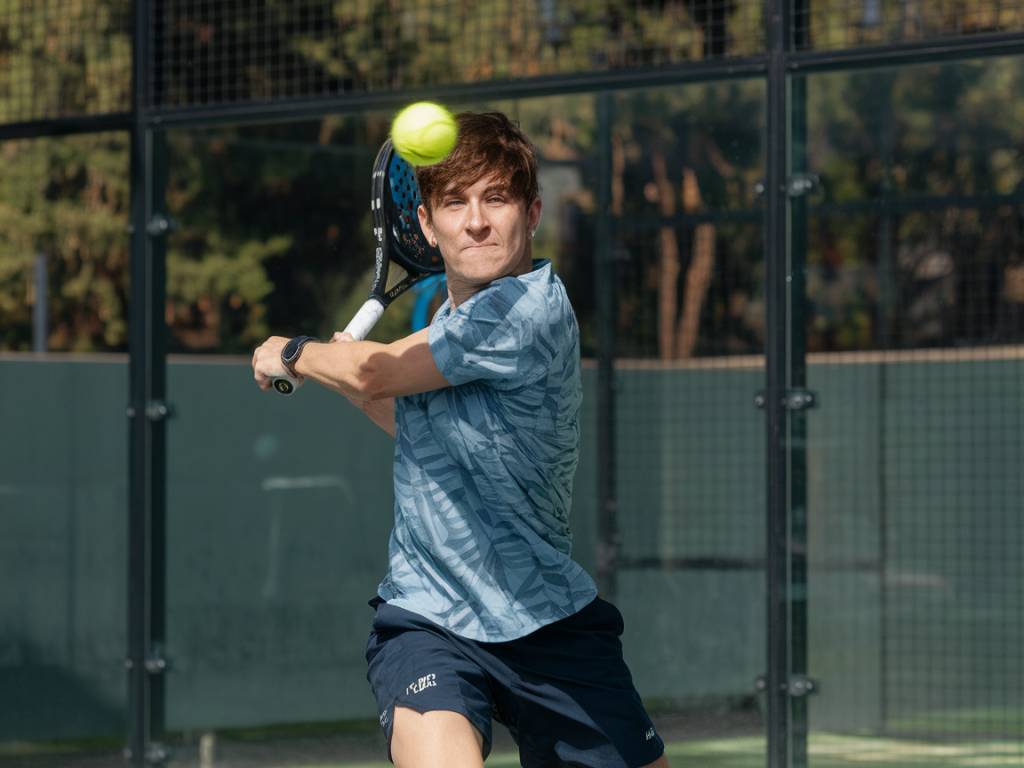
[
  {"x1": 272, "y1": 298, "x2": 385, "y2": 396},
  {"x1": 272, "y1": 374, "x2": 301, "y2": 396},
  {"x1": 342, "y1": 298, "x2": 385, "y2": 341}
]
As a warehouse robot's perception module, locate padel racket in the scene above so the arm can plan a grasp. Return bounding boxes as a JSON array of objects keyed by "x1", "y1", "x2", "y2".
[{"x1": 273, "y1": 139, "x2": 444, "y2": 395}]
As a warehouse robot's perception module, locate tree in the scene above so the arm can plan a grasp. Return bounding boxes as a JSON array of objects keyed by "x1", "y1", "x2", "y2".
[
  {"x1": 0, "y1": 0, "x2": 131, "y2": 351},
  {"x1": 0, "y1": 134, "x2": 131, "y2": 350},
  {"x1": 2, "y1": 0, "x2": 1022, "y2": 354}
]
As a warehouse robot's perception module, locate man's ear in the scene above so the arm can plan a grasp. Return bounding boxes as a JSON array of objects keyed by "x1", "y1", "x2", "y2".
[
  {"x1": 527, "y1": 198, "x2": 543, "y2": 236},
  {"x1": 417, "y1": 204, "x2": 436, "y2": 246}
]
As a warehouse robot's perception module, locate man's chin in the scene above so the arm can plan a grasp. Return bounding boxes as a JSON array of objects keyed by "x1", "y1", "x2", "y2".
[
  {"x1": 449, "y1": 252, "x2": 530, "y2": 286},
  {"x1": 456, "y1": 270, "x2": 508, "y2": 288}
]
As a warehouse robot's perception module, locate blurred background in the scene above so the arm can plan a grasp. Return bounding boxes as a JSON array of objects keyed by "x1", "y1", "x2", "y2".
[{"x1": 0, "y1": 1, "x2": 1022, "y2": 767}]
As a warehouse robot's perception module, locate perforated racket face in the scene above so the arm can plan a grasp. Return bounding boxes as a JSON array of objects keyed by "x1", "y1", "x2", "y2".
[{"x1": 382, "y1": 149, "x2": 444, "y2": 274}]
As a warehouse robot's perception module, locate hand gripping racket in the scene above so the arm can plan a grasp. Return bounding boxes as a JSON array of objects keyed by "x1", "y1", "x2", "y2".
[{"x1": 273, "y1": 139, "x2": 445, "y2": 395}]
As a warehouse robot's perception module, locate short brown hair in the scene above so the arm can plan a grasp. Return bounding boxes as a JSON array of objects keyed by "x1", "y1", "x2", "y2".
[{"x1": 416, "y1": 112, "x2": 539, "y2": 215}]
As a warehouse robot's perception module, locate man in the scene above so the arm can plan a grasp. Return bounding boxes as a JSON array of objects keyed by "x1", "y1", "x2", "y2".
[{"x1": 252, "y1": 112, "x2": 668, "y2": 768}]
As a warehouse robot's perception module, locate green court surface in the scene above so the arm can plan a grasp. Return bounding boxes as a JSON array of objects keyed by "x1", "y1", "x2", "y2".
[
  {"x1": 271, "y1": 734, "x2": 1024, "y2": 768},
  {"x1": 2, "y1": 729, "x2": 1024, "y2": 765},
  {"x1": 664, "y1": 734, "x2": 1024, "y2": 767}
]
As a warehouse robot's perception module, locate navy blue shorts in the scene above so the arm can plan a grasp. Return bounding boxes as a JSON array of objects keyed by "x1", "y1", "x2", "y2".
[{"x1": 364, "y1": 596, "x2": 665, "y2": 767}]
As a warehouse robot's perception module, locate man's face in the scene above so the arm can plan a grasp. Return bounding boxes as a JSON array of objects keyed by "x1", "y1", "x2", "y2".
[{"x1": 418, "y1": 174, "x2": 542, "y2": 289}]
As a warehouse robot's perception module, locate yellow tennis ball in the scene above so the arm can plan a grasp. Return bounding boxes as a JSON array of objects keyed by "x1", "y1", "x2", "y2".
[{"x1": 391, "y1": 102, "x2": 458, "y2": 166}]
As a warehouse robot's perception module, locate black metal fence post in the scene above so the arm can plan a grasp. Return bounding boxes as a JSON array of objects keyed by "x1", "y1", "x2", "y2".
[
  {"x1": 788, "y1": 71, "x2": 811, "y2": 768},
  {"x1": 764, "y1": 0, "x2": 792, "y2": 765},
  {"x1": 127, "y1": 1, "x2": 169, "y2": 763},
  {"x1": 594, "y1": 91, "x2": 620, "y2": 599},
  {"x1": 127, "y1": 126, "x2": 170, "y2": 767}
]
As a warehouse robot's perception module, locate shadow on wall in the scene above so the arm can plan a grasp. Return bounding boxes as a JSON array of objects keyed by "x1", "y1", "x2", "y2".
[{"x1": 0, "y1": 638, "x2": 123, "y2": 742}]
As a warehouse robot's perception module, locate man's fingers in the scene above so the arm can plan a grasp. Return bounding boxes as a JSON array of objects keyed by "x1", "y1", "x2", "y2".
[
  {"x1": 251, "y1": 336, "x2": 292, "y2": 391},
  {"x1": 332, "y1": 331, "x2": 355, "y2": 342}
]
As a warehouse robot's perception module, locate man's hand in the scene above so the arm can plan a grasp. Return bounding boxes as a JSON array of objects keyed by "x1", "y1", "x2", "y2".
[
  {"x1": 252, "y1": 335, "x2": 299, "y2": 392},
  {"x1": 250, "y1": 332, "x2": 354, "y2": 394}
]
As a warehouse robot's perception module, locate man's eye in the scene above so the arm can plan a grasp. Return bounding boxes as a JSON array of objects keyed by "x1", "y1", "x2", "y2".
[
  {"x1": 487, "y1": 195, "x2": 506, "y2": 204},
  {"x1": 444, "y1": 199, "x2": 464, "y2": 208}
]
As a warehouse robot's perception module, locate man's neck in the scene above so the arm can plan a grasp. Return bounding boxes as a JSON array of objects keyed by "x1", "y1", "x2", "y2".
[{"x1": 447, "y1": 254, "x2": 535, "y2": 308}]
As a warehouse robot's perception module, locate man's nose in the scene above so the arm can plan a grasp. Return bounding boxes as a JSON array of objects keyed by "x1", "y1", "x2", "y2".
[{"x1": 465, "y1": 200, "x2": 489, "y2": 233}]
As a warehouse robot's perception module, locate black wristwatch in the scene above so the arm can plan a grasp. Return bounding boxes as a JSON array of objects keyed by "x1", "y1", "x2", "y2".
[{"x1": 281, "y1": 335, "x2": 318, "y2": 377}]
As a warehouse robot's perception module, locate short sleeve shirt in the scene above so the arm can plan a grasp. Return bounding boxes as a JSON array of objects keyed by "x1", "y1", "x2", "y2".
[{"x1": 377, "y1": 260, "x2": 598, "y2": 641}]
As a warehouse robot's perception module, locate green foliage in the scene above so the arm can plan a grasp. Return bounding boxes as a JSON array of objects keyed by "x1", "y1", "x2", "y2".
[
  {"x1": 0, "y1": 0, "x2": 131, "y2": 350},
  {"x1": 803, "y1": 0, "x2": 1024, "y2": 50},
  {"x1": 0, "y1": 134, "x2": 130, "y2": 351},
  {"x1": 295, "y1": 0, "x2": 763, "y2": 91},
  {"x1": 0, "y1": 0, "x2": 131, "y2": 122},
  {"x1": 804, "y1": 57, "x2": 1024, "y2": 350},
  {"x1": 1, "y1": 2, "x2": 1023, "y2": 354},
  {"x1": 165, "y1": 230, "x2": 283, "y2": 351},
  {"x1": 164, "y1": 123, "x2": 384, "y2": 351}
]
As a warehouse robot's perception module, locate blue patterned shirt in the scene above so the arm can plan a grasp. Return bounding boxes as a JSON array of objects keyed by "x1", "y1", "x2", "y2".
[{"x1": 377, "y1": 260, "x2": 598, "y2": 641}]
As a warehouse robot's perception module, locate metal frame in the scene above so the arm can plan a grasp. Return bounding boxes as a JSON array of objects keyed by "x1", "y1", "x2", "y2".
[
  {"x1": 144, "y1": 58, "x2": 770, "y2": 129},
  {"x1": 789, "y1": 30, "x2": 1024, "y2": 71},
  {"x1": 2, "y1": 2, "x2": 1022, "y2": 765},
  {"x1": 125, "y1": 126, "x2": 169, "y2": 765},
  {"x1": 0, "y1": 113, "x2": 132, "y2": 142},
  {"x1": 763, "y1": 1, "x2": 792, "y2": 765},
  {"x1": 593, "y1": 92, "x2": 620, "y2": 598},
  {"x1": 127, "y1": 1, "x2": 168, "y2": 763}
]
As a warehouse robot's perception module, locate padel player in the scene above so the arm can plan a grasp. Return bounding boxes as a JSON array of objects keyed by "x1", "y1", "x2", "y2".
[{"x1": 252, "y1": 112, "x2": 668, "y2": 768}]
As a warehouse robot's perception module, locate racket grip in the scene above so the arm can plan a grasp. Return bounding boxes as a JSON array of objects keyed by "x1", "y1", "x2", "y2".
[
  {"x1": 272, "y1": 374, "x2": 302, "y2": 396},
  {"x1": 342, "y1": 298, "x2": 385, "y2": 341}
]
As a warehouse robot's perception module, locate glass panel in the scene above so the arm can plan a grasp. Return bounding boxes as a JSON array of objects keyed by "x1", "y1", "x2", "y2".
[
  {"x1": 0, "y1": 134, "x2": 130, "y2": 761},
  {"x1": 162, "y1": 81, "x2": 766, "y2": 765},
  {"x1": 606, "y1": 81, "x2": 767, "y2": 766},
  {"x1": 163, "y1": 115, "x2": 396, "y2": 761},
  {"x1": 797, "y1": 55, "x2": 1024, "y2": 766},
  {"x1": 153, "y1": 0, "x2": 764, "y2": 110}
]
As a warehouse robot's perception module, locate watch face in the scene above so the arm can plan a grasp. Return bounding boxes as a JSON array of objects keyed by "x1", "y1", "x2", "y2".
[
  {"x1": 282, "y1": 335, "x2": 315, "y2": 369},
  {"x1": 283, "y1": 337, "x2": 302, "y2": 362}
]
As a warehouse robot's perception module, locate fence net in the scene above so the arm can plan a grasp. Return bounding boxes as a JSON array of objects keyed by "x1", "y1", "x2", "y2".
[
  {"x1": 800, "y1": 54, "x2": 1024, "y2": 764},
  {"x1": 793, "y1": 0, "x2": 1024, "y2": 51},
  {"x1": 0, "y1": 0, "x2": 132, "y2": 125},
  {"x1": 150, "y1": 0, "x2": 765, "y2": 110},
  {"x1": 2, "y1": 3, "x2": 1024, "y2": 768}
]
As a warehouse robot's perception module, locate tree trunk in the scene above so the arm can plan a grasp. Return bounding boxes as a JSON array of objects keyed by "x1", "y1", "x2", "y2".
[
  {"x1": 651, "y1": 148, "x2": 680, "y2": 360},
  {"x1": 676, "y1": 167, "x2": 716, "y2": 358}
]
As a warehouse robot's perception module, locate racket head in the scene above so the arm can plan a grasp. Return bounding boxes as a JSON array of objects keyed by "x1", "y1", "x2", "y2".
[{"x1": 371, "y1": 140, "x2": 445, "y2": 283}]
